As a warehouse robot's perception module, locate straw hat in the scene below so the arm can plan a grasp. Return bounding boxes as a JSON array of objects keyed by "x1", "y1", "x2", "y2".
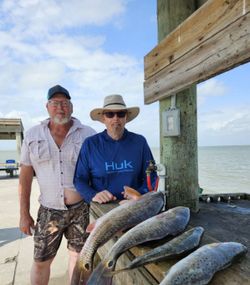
[{"x1": 90, "y1": 94, "x2": 140, "y2": 123}]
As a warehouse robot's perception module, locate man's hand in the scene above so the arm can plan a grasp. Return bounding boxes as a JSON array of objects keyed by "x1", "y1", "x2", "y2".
[
  {"x1": 122, "y1": 186, "x2": 141, "y2": 200},
  {"x1": 19, "y1": 213, "x2": 35, "y2": 236},
  {"x1": 92, "y1": 190, "x2": 117, "y2": 204},
  {"x1": 119, "y1": 186, "x2": 142, "y2": 205}
]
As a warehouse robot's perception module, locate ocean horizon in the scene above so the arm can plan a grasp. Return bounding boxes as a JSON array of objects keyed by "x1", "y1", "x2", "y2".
[{"x1": 1, "y1": 145, "x2": 249, "y2": 195}]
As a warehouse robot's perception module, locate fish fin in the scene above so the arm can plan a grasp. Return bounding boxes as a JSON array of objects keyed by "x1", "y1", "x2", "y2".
[
  {"x1": 86, "y1": 222, "x2": 95, "y2": 233},
  {"x1": 106, "y1": 267, "x2": 131, "y2": 276}
]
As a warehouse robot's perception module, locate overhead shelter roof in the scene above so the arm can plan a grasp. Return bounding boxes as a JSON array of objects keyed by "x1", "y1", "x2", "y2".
[{"x1": 0, "y1": 118, "x2": 24, "y2": 140}]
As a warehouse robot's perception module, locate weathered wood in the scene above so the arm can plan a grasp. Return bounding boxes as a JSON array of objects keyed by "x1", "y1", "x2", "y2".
[
  {"x1": 160, "y1": 88, "x2": 199, "y2": 210},
  {"x1": 157, "y1": 0, "x2": 199, "y2": 212},
  {"x1": 157, "y1": 0, "x2": 196, "y2": 43},
  {"x1": 145, "y1": 0, "x2": 249, "y2": 80},
  {"x1": 16, "y1": 132, "x2": 22, "y2": 157},
  {"x1": 0, "y1": 133, "x2": 16, "y2": 140},
  {"x1": 0, "y1": 126, "x2": 23, "y2": 132},
  {"x1": 144, "y1": 0, "x2": 250, "y2": 103}
]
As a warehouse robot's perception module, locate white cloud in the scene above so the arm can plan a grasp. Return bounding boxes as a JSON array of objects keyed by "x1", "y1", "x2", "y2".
[
  {"x1": 1, "y1": 0, "x2": 126, "y2": 35},
  {"x1": 0, "y1": 0, "x2": 140, "y2": 106},
  {"x1": 198, "y1": 106, "x2": 250, "y2": 146},
  {"x1": 0, "y1": 0, "x2": 249, "y2": 150},
  {"x1": 197, "y1": 78, "x2": 227, "y2": 105}
]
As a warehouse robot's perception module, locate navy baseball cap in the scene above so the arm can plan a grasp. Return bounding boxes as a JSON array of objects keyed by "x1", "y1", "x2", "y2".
[{"x1": 47, "y1": 85, "x2": 71, "y2": 100}]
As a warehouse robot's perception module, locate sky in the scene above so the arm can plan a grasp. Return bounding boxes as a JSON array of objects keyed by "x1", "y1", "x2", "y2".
[{"x1": 0, "y1": 0, "x2": 249, "y2": 150}]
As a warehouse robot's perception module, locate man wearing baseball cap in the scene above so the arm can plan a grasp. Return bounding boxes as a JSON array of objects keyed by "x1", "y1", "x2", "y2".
[{"x1": 18, "y1": 84, "x2": 96, "y2": 284}]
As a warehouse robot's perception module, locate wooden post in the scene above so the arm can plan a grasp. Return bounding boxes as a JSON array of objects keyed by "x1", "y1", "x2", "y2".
[
  {"x1": 157, "y1": 0, "x2": 200, "y2": 211},
  {"x1": 16, "y1": 132, "x2": 22, "y2": 160}
]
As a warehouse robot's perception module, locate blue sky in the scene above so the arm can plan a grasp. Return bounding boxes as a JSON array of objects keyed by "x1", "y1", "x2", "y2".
[{"x1": 0, "y1": 0, "x2": 249, "y2": 150}]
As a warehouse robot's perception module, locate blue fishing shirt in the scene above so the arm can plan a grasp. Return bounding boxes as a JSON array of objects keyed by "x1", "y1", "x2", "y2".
[{"x1": 73, "y1": 129, "x2": 157, "y2": 204}]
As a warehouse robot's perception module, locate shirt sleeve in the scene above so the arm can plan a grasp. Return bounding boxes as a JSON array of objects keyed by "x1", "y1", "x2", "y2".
[
  {"x1": 20, "y1": 136, "x2": 32, "y2": 166},
  {"x1": 73, "y1": 140, "x2": 98, "y2": 204},
  {"x1": 137, "y1": 139, "x2": 158, "y2": 194}
]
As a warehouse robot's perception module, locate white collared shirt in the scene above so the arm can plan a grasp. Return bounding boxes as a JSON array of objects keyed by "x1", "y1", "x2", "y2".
[{"x1": 20, "y1": 118, "x2": 96, "y2": 210}]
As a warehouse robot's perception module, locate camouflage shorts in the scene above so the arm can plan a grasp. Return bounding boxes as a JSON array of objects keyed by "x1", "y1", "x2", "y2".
[{"x1": 34, "y1": 201, "x2": 89, "y2": 262}]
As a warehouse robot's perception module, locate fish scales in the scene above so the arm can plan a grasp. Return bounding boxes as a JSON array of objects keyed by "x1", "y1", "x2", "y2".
[
  {"x1": 87, "y1": 206, "x2": 190, "y2": 285},
  {"x1": 125, "y1": 226, "x2": 204, "y2": 270},
  {"x1": 106, "y1": 206, "x2": 190, "y2": 265},
  {"x1": 159, "y1": 242, "x2": 248, "y2": 285},
  {"x1": 71, "y1": 191, "x2": 165, "y2": 285}
]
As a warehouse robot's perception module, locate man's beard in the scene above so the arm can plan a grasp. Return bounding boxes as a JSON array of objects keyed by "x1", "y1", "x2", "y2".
[{"x1": 52, "y1": 115, "x2": 71, "y2": 125}]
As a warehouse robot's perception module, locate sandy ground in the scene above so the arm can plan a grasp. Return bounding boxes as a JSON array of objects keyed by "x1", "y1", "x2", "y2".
[{"x1": 0, "y1": 173, "x2": 68, "y2": 285}]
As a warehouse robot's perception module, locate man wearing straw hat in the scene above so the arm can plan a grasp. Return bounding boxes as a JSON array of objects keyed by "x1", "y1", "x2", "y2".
[{"x1": 74, "y1": 94, "x2": 156, "y2": 204}]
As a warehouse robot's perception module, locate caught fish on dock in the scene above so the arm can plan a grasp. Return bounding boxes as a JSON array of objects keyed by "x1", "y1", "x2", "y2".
[
  {"x1": 114, "y1": 226, "x2": 204, "y2": 273},
  {"x1": 71, "y1": 191, "x2": 165, "y2": 285},
  {"x1": 159, "y1": 242, "x2": 248, "y2": 285},
  {"x1": 87, "y1": 206, "x2": 190, "y2": 285}
]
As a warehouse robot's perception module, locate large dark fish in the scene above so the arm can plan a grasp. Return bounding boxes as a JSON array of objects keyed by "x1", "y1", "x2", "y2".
[
  {"x1": 114, "y1": 226, "x2": 204, "y2": 273},
  {"x1": 71, "y1": 191, "x2": 165, "y2": 285},
  {"x1": 159, "y1": 242, "x2": 248, "y2": 285},
  {"x1": 87, "y1": 206, "x2": 190, "y2": 285}
]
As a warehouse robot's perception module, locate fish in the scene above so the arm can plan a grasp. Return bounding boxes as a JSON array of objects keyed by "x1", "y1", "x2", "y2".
[
  {"x1": 159, "y1": 242, "x2": 248, "y2": 285},
  {"x1": 71, "y1": 191, "x2": 165, "y2": 285},
  {"x1": 87, "y1": 206, "x2": 190, "y2": 285},
  {"x1": 113, "y1": 226, "x2": 204, "y2": 273}
]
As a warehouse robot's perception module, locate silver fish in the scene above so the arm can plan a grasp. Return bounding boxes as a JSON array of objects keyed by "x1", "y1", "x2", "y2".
[
  {"x1": 159, "y1": 242, "x2": 248, "y2": 285},
  {"x1": 71, "y1": 191, "x2": 165, "y2": 285},
  {"x1": 87, "y1": 206, "x2": 190, "y2": 285},
  {"x1": 115, "y1": 226, "x2": 204, "y2": 272}
]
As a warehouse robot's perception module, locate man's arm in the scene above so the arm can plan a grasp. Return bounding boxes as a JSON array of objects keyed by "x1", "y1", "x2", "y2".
[{"x1": 18, "y1": 165, "x2": 35, "y2": 236}]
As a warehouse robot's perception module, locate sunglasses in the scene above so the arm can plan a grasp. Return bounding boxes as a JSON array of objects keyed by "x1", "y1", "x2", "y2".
[{"x1": 103, "y1": 111, "x2": 127, "y2": 118}]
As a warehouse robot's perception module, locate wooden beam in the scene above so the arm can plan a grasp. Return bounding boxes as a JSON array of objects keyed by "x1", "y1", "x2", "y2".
[
  {"x1": 144, "y1": 0, "x2": 250, "y2": 104},
  {"x1": 0, "y1": 127, "x2": 23, "y2": 133},
  {"x1": 0, "y1": 133, "x2": 16, "y2": 140},
  {"x1": 145, "y1": 0, "x2": 249, "y2": 79}
]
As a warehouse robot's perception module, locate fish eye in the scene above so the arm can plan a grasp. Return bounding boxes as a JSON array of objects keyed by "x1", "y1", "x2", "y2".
[
  {"x1": 107, "y1": 260, "x2": 114, "y2": 268},
  {"x1": 85, "y1": 263, "x2": 90, "y2": 270}
]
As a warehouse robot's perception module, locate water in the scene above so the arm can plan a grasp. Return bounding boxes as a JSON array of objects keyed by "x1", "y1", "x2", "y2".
[
  {"x1": 0, "y1": 150, "x2": 20, "y2": 177},
  {"x1": 198, "y1": 145, "x2": 250, "y2": 194},
  {"x1": 1, "y1": 146, "x2": 250, "y2": 194},
  {"x1": 151, "y1": 145, "x2": 250, "y2": 194},
  {"x1": 0, "y1": 150, "x2": 19, "y2": 163}
]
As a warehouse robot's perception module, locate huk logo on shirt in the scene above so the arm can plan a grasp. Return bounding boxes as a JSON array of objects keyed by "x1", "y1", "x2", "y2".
[{"x1": 105, "y1": 160, "x2": 133, "y2": 173}]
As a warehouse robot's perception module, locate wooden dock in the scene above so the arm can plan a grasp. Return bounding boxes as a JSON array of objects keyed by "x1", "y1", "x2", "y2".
[{"x1": 90, "y1": 195, "x2": 250, "y2": 284}]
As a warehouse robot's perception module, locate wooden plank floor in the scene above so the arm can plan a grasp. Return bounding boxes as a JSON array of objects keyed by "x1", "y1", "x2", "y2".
[{"x1": 90, "y1": 197, "x2": 250, "y2": 285}]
